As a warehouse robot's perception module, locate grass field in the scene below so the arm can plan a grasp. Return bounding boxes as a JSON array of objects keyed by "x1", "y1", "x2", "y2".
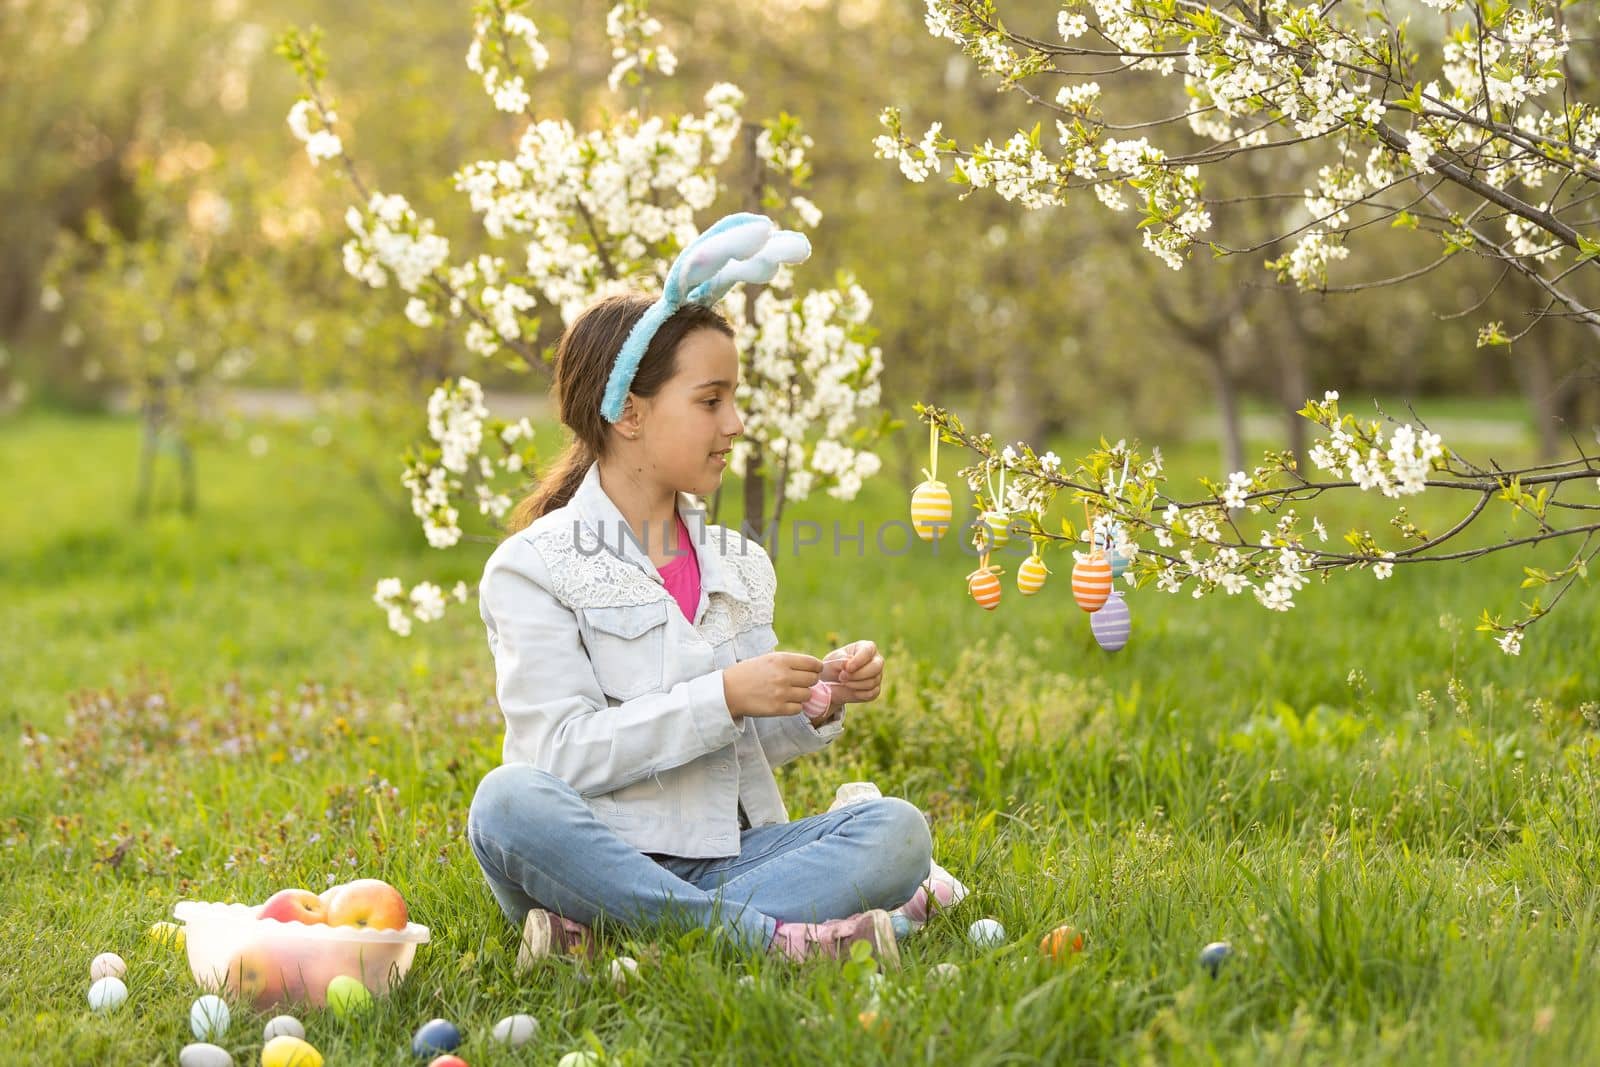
[{"x1": 3, "y1": 406, "x2": 1598, "y2": 1065}]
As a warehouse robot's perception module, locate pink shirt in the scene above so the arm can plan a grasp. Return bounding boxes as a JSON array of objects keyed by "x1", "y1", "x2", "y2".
[{"x1": 657, "y1": 513, "x2": 702, "y2": 623}]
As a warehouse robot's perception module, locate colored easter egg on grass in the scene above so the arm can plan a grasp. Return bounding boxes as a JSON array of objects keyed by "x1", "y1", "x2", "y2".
[
  {"x1": 491, "y1": 1014, "x2": 539, "y2": 1046},
  {"x1": 1039, "y1": 925, "x2": 1085, "y2": 961},
  {"x1": 1090, "y1": 591, "x2": 1132, "y2": 651},
  {"x1": 911, "y1": 480, "x2": 953, "y2": 542},
  {"x1": 326, "y1": 975, "x2": 372, "y2": 1018},
  {"x1": 179, "y1": 1044, "x2": 233, "y2": 1067},
  {"x1": 149, "y1": 921, "x2": 185, "y2": 949},
  {"x1": 190, "y1": 994, "x2": 230, "y2": 1041},
  {"x1": 1200, "y1": 940, "x2": 1234, "y2": 977},
  {"x1": 90, "y1": 952, "x2": 126, "y2": 981},
  {"x1": 1071, "y1": 552, "x2": 1113, "y2": 612},
  {"x1": 968, "y1": 918, "x2": 1006, "y2": 948},
  {"x1": 260, "y1": 1035, "x2": 322, "y2": 1067},
  {"x1": 88, "y1": 976, "x2": 127, "y2": 1012},
  {"x1": 263, "y1": 1015, "x2": 305, "y2": 1042},
  {"x1": 412, "y1": 1019, "x2": 462, "y2": 1057}
]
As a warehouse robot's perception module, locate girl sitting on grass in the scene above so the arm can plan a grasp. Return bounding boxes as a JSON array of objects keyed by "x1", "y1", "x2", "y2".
[{"x1": 467, "y1": 215, "x2": 958, "y2": 972}]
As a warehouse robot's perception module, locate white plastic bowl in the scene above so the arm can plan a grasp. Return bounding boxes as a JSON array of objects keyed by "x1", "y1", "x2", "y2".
[{"x1": 174, "y1": 900, "x2": 431, "y2": 1010}]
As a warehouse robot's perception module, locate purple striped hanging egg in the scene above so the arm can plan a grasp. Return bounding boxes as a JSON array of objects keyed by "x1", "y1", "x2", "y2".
[{"x1": 1089, "y1": 591, "x2": 1131, "y2": 651}]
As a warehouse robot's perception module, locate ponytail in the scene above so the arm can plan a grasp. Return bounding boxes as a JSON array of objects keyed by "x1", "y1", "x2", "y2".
[{"x1": 504, "y1": 439, "x2": 593, "y2": 536}]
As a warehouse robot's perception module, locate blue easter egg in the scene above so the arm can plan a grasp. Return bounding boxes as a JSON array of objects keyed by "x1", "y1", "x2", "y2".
[
  {"x1": 1199, "y1": 940, "x2": 1233, "y2": 977},
  {"x1": 412, "y1": 1018, "x2": 461, "y2": 1057},
  {"x1": 1090, "y1": 591, "x2": 1132, "y2": 651},
  {"x1": 891, "y1": 914, "x2": 913, "y2": 940}
]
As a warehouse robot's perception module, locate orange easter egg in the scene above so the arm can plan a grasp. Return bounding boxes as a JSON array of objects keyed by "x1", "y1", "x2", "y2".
[
  {"x1": 911, "y1": 480, "x2": 953, "y2": 542},
  {"x1": 1017, "y1": 554, "x2": 1050, "y2": 595},
  {"x1": 1071, "y1": 552, "x2": 1113, "y2": 612},
  {"x1": 968, "y1": 569, "x2": 1002, "y2": 611},
  {"x1": 1040, "y1": 924, "x2": 1085, "y2": 961}
]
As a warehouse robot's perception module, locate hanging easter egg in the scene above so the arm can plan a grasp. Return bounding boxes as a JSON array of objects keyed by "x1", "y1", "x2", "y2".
[
  {"x1": 1017, "y1": 554, "x2": 1050, "y2": 596},
  {"x1": 1090, "y1": 591, "x2": 1132, "y2": 651},
  {"x1": 1071, "y1": 552, "x2": 1113, "y2": 612},
  {"x1": 967, "y1": 568, "x2": 1002, "y2": 611},
  {"x1": 1108, "y1": 545, "x2": 1132, "y2": 579},
  {"x1": 982, "y1": 510, "x2": 1012, "y2": 549},
  {"x1": 910, "y1": 480, "x2": 953, "y2": 542}
]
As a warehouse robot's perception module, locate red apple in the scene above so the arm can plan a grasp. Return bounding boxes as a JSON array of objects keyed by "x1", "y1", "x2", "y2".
[
  {"x1": 258, "y1": 888, "x2": 328, "y2": 925},
  {"x1": 226, "y1": 942, "x2": 289, "y2": 1009},
  {"x1": 324, "y1": 878, "x2": 409, "y2": 931}
]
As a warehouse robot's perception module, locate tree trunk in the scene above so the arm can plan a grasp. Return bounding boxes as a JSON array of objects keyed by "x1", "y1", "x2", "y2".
[{"x1": 1208, "y1": 351, "x2": 1245, "y2": 477}]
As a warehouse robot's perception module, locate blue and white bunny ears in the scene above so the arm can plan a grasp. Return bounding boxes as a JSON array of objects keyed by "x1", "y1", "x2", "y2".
[{"x1": 600, "y1": 212, "x2": 811, "y2": 424}]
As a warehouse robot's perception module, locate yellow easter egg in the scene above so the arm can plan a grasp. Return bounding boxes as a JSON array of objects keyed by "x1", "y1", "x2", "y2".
[
  {"x1": 261, "y1": 1035, "x2": 323, "y2": 1067},
  {"x1": 910, "y1": 480, "x2": 953, "y2": 541},
  {"x1": 982, "y1": 511, "x2": 1012, "y2": 548},
  {"x1": 968, "y1": 569, "x2": 1002, "y2": 611},
  {"x1": 1017, "y1": 554, "x2": 1050, "y2": 595},
  {"x1": 148, "y1": 921, "x2": 185, "y2": 950},
  {"x1": 1071, "y1": 552, "x2": 1113, "y2": 612}
]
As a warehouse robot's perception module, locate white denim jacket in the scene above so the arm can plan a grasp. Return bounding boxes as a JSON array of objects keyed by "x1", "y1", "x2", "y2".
[{"x1": 478, "y1": 460, "x2": 845, "y2": 858}]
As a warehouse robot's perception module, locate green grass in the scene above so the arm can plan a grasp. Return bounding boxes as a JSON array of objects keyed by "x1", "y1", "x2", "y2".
[{"x1": 3, "y1": 408, "x2": 1599, "y2": 1064}]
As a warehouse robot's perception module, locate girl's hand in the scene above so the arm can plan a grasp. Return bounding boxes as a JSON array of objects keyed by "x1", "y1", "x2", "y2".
[
  {"x1": 722, "y1": 652, "x2": 824, "y2": 720},
  {"x1": 821, "y1": 640, "x2": 884, "y2": 706}
]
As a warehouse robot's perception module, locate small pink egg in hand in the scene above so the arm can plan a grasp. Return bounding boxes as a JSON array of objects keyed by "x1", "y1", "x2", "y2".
[{"x1": 802, "y1": 681, "x2": 834, "y2": 721}]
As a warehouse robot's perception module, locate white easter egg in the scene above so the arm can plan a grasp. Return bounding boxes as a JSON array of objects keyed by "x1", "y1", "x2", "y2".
[
  {"x1": 491, "y1": 1013, "x2": 539, "y2": 1046},
  {"x1": 736, "y1": 975, "x2": 756, "y2": 988},
  {"x1": 557, "y1": 1052, "x2": 601, "y2": 1067},
  {"x1": 87, "y1": 976, "x2": 128, "y2": 1012},
  {"x1": 263, "y1": 1014, "x2": 305, "y2": 1042},
  {"x1": 968, "y1": 918, "x2": 1006, "y2": 948},
  {"x1": 178, "y1": 1043, "x2": 234, "y2": 1067},
  {"x1": 926, "y1": 961, "x2": 962, "y2": 986},
  {"x1": 89, "y1": 952, "x2": 126, "y2": 981},
  {"x1": 189, "y1": 994, "x2": 230, "y2": 1041},
  {"x1": 609, "y1": 956, "x2": 639, "y2": 988}
]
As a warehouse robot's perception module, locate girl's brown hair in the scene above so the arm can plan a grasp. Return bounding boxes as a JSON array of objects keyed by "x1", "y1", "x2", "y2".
[{"x1": 504, "y1": 292, "x2": 734, "y2": 535}]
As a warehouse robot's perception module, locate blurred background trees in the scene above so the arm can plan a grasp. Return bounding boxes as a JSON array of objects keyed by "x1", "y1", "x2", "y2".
[{"x1": 6, "y1": 0, "x2": 1590, "y2": 500}]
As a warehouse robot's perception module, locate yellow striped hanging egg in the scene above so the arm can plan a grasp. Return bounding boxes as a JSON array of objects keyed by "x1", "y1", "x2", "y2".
[
  {"x1": 1071, "y1": 551, "x2": 1113, "y2": 612},
  {"x1": 982, "y1": 511, "x2": 1012, "y2": 549},
  {"x1": 968, "y1": 568, "x2": 1002, "y2": 611},
  {"x1": 1017, "y1": 554, "x2": 1050, "y2": 596},
  {"x1": 911, "y1": 480, "x2": 953, "y2": 542}
]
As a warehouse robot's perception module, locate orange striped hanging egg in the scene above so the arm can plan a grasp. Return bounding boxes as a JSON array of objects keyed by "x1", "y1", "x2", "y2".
[
  {"x1": 968, "y1": 568, "x2": 1002, "y2": 611},
  {"x1": 1071, "y1": 551, "x2": 1113, "y2": 612},
  {"x1": 911, "y1": 480, "x2": 953, "y2": 542},
  {"x1": 1017, "y1": 554, "x2": 1050, "y2": 596}
]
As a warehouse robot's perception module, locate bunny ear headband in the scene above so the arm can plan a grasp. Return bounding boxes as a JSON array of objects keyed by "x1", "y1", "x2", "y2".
[{"x1": 600, "y1": 212, "x2": 811, "y2": 424}]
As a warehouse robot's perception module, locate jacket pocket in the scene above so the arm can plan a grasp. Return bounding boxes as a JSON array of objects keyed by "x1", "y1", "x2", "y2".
[{"x1": 582, "y1": 601, "x2": 670, "y2": 701}]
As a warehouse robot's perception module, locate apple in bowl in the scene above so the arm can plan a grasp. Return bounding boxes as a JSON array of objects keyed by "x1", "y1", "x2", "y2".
[
  {"x1": 324, "y1": 878, "x2": 408, "y2": 931},
  {"x1": 257, "y1": 888, "x2": 328, "y2": 925}
]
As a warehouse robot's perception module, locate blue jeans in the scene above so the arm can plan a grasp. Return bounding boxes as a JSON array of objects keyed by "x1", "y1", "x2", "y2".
[{"x1": 467, "y1": 763, "x2": 934, "y2": 953}]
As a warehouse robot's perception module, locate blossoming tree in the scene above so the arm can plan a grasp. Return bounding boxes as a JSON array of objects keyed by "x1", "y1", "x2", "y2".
[
  {"x1": 279, "y1": 0, "x2": 888, "y2": 635},
  {"x1": 877, "y1": 0, "x2": 1600, "y2": 651}
]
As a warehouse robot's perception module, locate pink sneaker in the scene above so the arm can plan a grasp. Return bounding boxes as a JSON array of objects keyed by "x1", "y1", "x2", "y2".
[
  {"x1": 768, "y1": 909, "x2": 901, "y2": 970},
  {"x1": 517, "y1": 908, "x2": 597, "y2": 973},
  {"x1": 895, "y1": 861, "x2": 968, "y2": 926}
]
